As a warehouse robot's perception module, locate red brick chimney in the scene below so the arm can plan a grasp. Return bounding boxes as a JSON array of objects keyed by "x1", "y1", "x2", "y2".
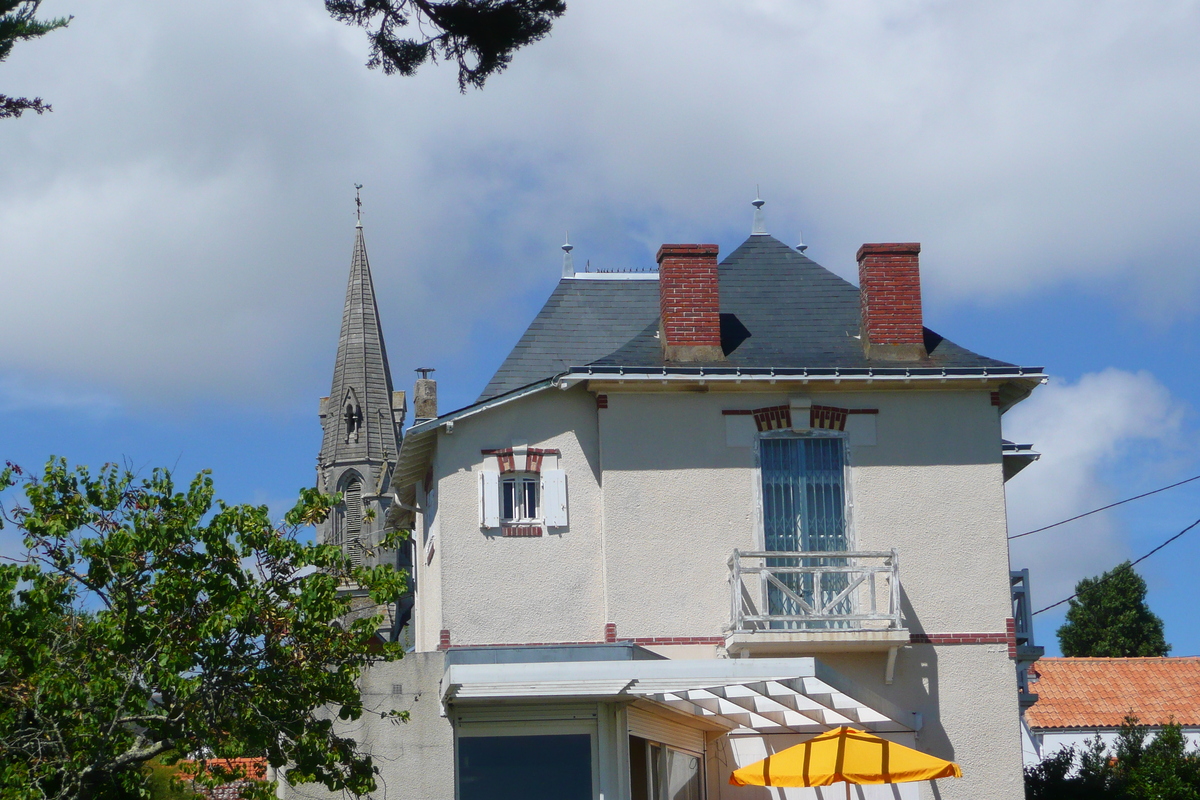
[
  {"x1": 656, "y1": 244, "x2": 724, "y2": 362},
  {"x1": 857, "y1": 242, "x2": 926, "y2": 361}
]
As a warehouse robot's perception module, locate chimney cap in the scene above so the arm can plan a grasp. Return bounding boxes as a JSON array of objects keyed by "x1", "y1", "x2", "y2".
[
  {"x1": 857, "y1": 242, "x2": 921, "y2": 261},
  {"x1": 655, "y1": 244, "x2": 719, "y2": 263},
  {"x1": 415, "y1": 367, "x2": 436, "y2": 379}
]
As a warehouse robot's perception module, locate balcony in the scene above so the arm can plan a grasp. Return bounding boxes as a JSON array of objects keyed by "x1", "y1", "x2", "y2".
[{"x1": 726, "y1": 549, "x2": 909, "y2": 659}]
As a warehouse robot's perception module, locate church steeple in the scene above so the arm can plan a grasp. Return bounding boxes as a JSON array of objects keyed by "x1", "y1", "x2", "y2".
[{"x1": 319, "y1": 218, "x2": 403, "y2": 488}]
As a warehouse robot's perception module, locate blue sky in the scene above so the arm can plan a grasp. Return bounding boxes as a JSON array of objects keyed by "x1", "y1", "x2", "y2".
[{"x1": 3, "y1": 0, "x2": 1199, "y2": 656}]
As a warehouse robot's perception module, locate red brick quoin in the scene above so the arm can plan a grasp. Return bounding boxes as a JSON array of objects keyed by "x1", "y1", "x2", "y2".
[
  {"x1": 857, "y1": 243, "x2": 923, "y2": 347},
  {"x1": 657, "y1": 244, "x2": 721, "y2": 348}
]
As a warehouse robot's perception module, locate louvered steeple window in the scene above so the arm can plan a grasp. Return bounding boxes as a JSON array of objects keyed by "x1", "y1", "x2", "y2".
[{"x1": 343, "y1": 475, "x2": 365, "y2": 566}]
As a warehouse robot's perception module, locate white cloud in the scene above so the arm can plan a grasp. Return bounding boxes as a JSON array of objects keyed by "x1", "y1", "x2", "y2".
[
  {"x1": 1005, "y1": 368, "x2": 1186, "y2": 611},
  {"x1": 4, "y1": 0, "x2": 1200, "y2": 404}
]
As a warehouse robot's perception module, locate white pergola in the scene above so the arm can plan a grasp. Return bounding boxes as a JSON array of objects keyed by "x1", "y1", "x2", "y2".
[{"x1": 442, "y1": 656, "x2": 914, "y2": 736}]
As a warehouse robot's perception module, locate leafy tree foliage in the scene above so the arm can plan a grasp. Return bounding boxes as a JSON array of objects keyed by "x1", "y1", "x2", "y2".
[
  {"x1": 325, "y1": 0, "x2": 565, "y2": 91},
  {"x1": 1025, "y1": 717, "x2": 1200, "y2": 800},
  {"x1": 1057, "y1": 562, "x2": 1170, "y2": 658},
  {"x1": 0, "y1": 458, "x2": 409, "y2": 800},
  {"x1": 0, "y1": 0, "x2": 70, "y2": 118}
]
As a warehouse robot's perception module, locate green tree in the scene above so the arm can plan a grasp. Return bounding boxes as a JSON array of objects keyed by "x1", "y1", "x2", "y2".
[
  {"x1": 325, "y1": 0, "x2": 565, "y2": 91},
  {"x1": 0, "y1": 0, "x2": 70, "y2": 118},
  {"x1": 1057, "y1": 562, "x2": 1170, "y2": 658},
  {"x1": 1025, "y1": 718, "x2": 1200, "y2": 800},
  {"x1": 0, "y1": 458, "x2": 409, "y2": 800}
]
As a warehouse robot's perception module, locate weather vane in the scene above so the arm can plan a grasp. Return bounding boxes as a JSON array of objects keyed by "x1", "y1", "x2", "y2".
[{"x1": 354, "y1": 183, "x2": 363, "y2": 222}]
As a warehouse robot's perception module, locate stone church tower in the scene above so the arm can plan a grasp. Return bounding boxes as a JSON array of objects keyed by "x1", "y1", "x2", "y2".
[{"x1": 317, "y1": 215, "x2": 409, "y2": 639}]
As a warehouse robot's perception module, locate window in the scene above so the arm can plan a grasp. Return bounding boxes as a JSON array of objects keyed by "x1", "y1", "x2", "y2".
[
  {"x1": 458, "y1": 734, "x2": 592, "y2": 800},
  {"x1": 502, "y1": 474, "x2": 539, "y2": 523},
  {"x1": 759, "y1": 434, "x2": 850, "y2": 628},
  {"x1": 338, "y1": 474, "x2": 365, "y2": 566},
  {"x1": 479, "y1": 468, "x2": 568, "y2": 529},
  {"x1": 629, "y1": 736, "x2": 702, "y2": 800}
]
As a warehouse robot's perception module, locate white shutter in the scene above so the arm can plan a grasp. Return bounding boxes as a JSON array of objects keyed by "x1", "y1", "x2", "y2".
[
  {"x1": 541, "y1": 469, "x2": 568, "y2": 527},
  {"x1": 479, "y1": 471, "x2": 500, "y2": 528}
]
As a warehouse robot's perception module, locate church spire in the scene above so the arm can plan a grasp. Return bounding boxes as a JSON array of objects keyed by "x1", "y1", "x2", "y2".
[{"x1": 318, "y1": 206, "x2": 401, "y2": 492}]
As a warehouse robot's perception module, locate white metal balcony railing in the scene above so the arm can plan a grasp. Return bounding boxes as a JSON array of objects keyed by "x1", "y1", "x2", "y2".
[{"x1": 728, "y1": 549, "x2": 903, "y2": 633}]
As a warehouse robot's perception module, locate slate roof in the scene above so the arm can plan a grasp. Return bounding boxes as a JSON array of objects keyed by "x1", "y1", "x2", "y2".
[
  {"x1": 1025, "y1": 657, "x2": 1200, "y2": 730},
  {"x1": 479, "y1": 234, "x2": 1016, "y2": 402},
  {"x1": 321, "y1": 223, "x2": 399, "y2": 467}
]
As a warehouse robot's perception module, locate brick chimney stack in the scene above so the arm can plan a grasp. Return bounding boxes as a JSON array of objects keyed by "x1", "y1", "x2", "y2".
[
  {"x1": 656, "y1": 244, "x2": 724, "y2": 362},
  {"x1": 857, "y1": 243, "x2": 926, "y2": 361}
]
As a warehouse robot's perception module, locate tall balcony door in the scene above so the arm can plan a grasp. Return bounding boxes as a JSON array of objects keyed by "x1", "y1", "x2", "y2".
[{"x1": 760, "y1": 436, "x2": 849, "y2": 627}]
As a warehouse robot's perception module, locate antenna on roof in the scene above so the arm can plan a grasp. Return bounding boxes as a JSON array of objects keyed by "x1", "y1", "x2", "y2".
[
  {"x1": 796, "y1": 229, "x2": 808, "y2": 253},
  {"x1": 354, "y1": 183, "x2": 363, "y2": 227},
  {"x1": 562, "y1": 233, "x2": 575, "y2": 279},
  {"x1": 751, "y1": 189, "x2": 767, "y2": 235}
]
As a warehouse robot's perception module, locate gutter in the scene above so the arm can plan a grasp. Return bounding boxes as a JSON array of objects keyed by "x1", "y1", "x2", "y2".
[{"x1": 553, "y1": 365, "x2": 1047, "y2": 388}]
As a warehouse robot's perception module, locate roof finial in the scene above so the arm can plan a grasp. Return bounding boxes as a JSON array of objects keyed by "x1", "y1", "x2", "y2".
[
  {"x1": 796, "y1": 229, "x2": 808, "y2": 253},
  {"x1": 354, "y1": 183, "x2": 363, "y2": 227},
  {"x1": 751, "y1": 188, "x2": 767, "y2": 235},
  {"x1": 561, "y1": 232, "x2": 575, "y2": 278}
]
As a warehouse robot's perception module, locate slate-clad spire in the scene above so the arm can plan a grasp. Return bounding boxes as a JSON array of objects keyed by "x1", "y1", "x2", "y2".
[{"x1": 319, "y1": 219, "x2": 400, "y2": 492}]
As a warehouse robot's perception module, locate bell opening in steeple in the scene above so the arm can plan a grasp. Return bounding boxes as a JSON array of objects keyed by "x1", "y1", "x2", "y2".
[{"x1": 343, "y1": 388, "x2": 363, "y2": 444}]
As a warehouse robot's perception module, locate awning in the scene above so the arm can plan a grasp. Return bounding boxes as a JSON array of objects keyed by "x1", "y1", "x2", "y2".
[{"x1": 442, "y1": 657, "x2": 913, "y2": 735}]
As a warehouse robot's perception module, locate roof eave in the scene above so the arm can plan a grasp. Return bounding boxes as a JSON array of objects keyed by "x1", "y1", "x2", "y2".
[{"x1": 388, "y1": 379, "x2": 558, "y2": 518}]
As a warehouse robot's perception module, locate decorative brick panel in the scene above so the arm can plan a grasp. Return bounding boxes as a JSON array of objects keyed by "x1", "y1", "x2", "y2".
[
  {"x1": 1007, "y1": 617, "x2": 1018, "y2": 658},
  {"x1": 753, "y1": 405, "x2": 791, "y2": 431},
  {"x1": 991, "y1": 391, "x2": 1001, "y2": 407},
  {"x1": 439, "y1": 629, "x2": 451, "y2": 650},
  {"x1": 605, "y1": 623, "x2": 617, "y2": 643},
  {"x1": 502, "y1": 526, "x2": 543, "y2": 537},
  {"x1": 596, "y1": 394, "x2": 608, "y2": 409},
  {"x1": 810, "y1": 404, "x2": 848, "y2": 431},
  {"x1": 656, "y1": 244, "x2": 722, "y2": 355},
  {"x1": 857, "y1": 243, "x2": 924, "y2": 351}
]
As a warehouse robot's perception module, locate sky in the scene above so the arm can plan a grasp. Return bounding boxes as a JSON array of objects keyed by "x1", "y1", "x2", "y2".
[{"x1": 2, "y1": 0, "x2": 1199, "y2": 656}]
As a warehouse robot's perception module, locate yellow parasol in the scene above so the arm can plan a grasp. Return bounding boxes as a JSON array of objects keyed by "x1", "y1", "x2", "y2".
[{"x1": 729, "y1": 726, "x2": 961, "y2": 798}]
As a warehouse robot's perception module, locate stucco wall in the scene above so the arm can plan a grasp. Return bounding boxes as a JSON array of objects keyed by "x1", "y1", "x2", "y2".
[
  {"x1": 429, "y1": 386, "x2": 608, "y2": 647},
  {"x1": 820, "y1": 644, "x2": 1025, "y2": 800},
  {"x1": 278, "y1": 652, "x2": 453, "y2": 800},
  {"x1": 414, "y1": 384, "x2": 1013, "y2": 646},
  {"x1": 597, "y1": 388, "x2": 1010, "y2": 640}
]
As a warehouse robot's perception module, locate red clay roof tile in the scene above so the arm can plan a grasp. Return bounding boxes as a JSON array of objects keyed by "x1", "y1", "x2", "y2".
[{"x1": 1025, "y1": 657, "x2": 1200, "y2": 730}]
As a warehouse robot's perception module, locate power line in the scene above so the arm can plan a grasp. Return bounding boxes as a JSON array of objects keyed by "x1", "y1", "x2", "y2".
[
  {"x1": 1009, "y1": 473, "x2": 1200, "y2": 540},
  {"x1": 1031, "y1": 515, "x2": 1200, "y2": 616}
]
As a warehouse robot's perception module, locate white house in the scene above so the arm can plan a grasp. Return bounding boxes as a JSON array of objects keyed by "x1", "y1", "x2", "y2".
[{"x1": 284, "y1": 200, "x2": 1046, "y2": 800}]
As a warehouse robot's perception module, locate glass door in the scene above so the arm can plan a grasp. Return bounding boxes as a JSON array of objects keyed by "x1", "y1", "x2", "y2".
[{"x1": 760, "y1": 436, "x2": 849, "y2": 628}]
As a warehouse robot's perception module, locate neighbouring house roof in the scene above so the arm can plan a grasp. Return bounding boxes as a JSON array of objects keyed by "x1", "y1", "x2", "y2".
[
  {"x1": 1025, "y1": 657, "x2": 1200, "y2": 730},
  {"x1": 478, "y1": 234, "x2": 1026, "y2": 402}
]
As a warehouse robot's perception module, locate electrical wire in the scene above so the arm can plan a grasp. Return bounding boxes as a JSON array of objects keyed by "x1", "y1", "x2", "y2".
[
  {"x1": 1009, "y1": 473, "x2": 1200, "y2": 540},
  {"x1": 1031, "y1": 515, "x2": 1200, "y2": 616}
]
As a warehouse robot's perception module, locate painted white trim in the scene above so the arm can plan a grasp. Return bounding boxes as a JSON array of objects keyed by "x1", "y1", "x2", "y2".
[{"x1": 565, "y1": 273, "x2": 659, "y2": 281}]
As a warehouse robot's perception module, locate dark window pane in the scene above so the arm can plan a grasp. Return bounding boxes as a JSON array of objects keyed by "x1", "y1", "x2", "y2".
[
  {"x1": 459, "y1": 734, "x2": 592, "y2": 800},
  {"x1": 502, "y1": 480, "x2": 516, "y2": 521},
  {"x1": 629, "y1": 736, "x2": 649, "y2": 800},
  {"x1": 523, "y1": 479, "x2": 538, "y2": 519}
]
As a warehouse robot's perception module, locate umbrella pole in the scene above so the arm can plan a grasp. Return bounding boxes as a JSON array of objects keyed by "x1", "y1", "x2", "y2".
[{"x1": 845, "y1": 782, "x2": 850, "y2": 800}]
